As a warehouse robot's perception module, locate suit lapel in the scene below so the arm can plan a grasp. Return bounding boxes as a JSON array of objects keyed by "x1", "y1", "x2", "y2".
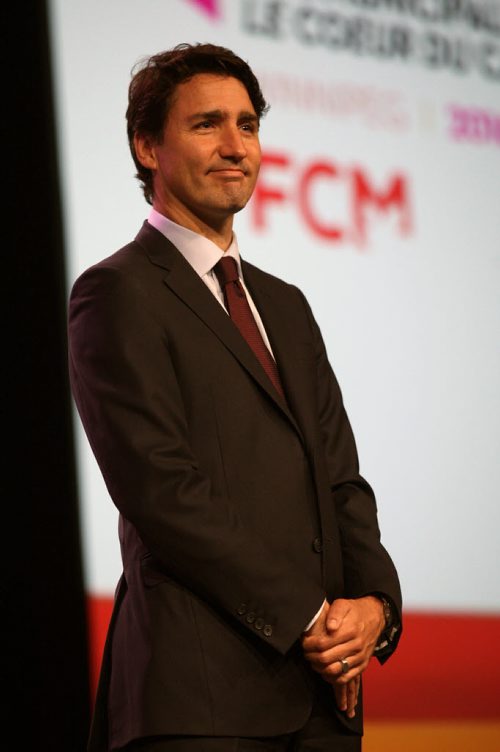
[
  {"x1": 135, "y1": 223, "x2": 302, "y2": 439},
  {"x1": 242, "y1": 261, "x2": 318, "y2": 454}
]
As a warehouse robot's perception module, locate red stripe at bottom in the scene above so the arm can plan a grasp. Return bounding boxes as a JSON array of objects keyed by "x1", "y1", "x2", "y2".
[
  {"x1": 363, "y1": 611, "x2": 500, "y2": 720},
  {"x1": 86, "y1": 597, "x2": 500, "y2": 720}
]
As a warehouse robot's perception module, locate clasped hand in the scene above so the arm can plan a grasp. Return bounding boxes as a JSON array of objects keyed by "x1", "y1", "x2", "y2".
[{"x1": 301, "y1": 596, "x2": 384, "y2": 718}]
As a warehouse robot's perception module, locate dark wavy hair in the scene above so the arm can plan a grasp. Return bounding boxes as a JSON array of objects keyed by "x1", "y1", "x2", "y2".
[{"x1": 126, "y1": 43, "x2": 269, "y2": 204}]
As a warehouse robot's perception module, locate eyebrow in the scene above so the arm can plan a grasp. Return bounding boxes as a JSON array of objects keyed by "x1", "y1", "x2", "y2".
[{"x1": 187, "y1": 109, "x2": 259, "y2": 124}]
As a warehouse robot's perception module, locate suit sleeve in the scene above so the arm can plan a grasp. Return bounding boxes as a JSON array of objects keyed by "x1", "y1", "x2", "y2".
[
  {"x1": 68, "y1": 264, "x2": 324, "y2": 656},
  {"x1": 295, "y1": 287, "x2": 402, "y2": 661}
]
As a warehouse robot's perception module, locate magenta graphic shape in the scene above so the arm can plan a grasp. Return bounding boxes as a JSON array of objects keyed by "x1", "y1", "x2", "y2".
[{"x1": 186, "y1": 0, "x2": 221, "y2": 19}]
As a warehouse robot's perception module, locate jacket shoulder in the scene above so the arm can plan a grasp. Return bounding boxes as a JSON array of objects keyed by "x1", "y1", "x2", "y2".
[{"x1": 69, "y1": 222, "x2": 173, "y2": 294}]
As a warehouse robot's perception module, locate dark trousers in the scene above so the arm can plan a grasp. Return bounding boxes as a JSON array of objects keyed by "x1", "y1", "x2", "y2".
[{"x1": 115, "y1": 685, "x2": 362, "y2": 752}]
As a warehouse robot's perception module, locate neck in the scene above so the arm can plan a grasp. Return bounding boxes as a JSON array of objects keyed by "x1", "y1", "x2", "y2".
[{"x1": 153, "y1": 201, "x2": 234, "y2": 251}]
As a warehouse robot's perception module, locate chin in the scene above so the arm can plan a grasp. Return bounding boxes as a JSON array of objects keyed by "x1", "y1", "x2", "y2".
[
  {"x1": 209, "y1": 199, "x2": 248, "y2": 217},
  {"x1": 227, "y1": 201, "x2": 247, "y2": 215},
  {"x1": 226, "y1": 192, "x2": 252, "y2": 212},
  {"x1": 219, "y1": 186, "x2": 253, "y2": 212}
]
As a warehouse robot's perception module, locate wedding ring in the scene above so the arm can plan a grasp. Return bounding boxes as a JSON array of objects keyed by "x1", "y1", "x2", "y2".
[{"x1": 339, "y1": 657, "x2": 350, "y2": 674}]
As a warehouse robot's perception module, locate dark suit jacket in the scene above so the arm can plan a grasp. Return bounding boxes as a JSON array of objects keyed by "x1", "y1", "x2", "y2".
[{"x1": 68, "y1": 221, "x2": 402, "y2": 751}]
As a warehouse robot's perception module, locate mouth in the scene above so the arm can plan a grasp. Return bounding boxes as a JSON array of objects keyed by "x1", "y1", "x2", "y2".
[{"x1": 209, "y1": 168, "x2": 247, "y2": 178}]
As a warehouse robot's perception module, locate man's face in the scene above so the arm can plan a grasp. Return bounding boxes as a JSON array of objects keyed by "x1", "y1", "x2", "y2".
[{"x1": 139, "y1": 73, "x2": 262, "y2": 231}]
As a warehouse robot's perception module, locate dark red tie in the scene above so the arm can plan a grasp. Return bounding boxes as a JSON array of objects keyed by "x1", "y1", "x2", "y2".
[{"x1": 214, "y1": 256, "x2": 285, "y2": 400}]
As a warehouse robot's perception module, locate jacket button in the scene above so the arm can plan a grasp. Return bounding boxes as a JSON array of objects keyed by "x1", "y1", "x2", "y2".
[
  {"x1": 254, "y1": 617, "x2": 265, "y2": 630},
  {"x1": 263, "y1": 624, "x2": 273, "y2": 637},
  {"x1": 312, "y1": 537, "x2": 323, "y2": 553},
  {"x1": 245, "y1": 611, "x2": 256, "y2": 624},
  {"x1": 237, "y1": 603, "x2": 247, "y2": 615}
]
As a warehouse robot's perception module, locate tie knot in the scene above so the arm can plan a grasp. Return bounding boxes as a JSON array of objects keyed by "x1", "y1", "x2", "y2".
[{"x1": 214, "y1": 255, "x2": 239, "y2": 287}]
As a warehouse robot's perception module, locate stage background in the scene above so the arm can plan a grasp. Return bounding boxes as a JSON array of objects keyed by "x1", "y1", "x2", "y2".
[{"x1": 47, "y1": 0, "x2": 500, "y2": 749}]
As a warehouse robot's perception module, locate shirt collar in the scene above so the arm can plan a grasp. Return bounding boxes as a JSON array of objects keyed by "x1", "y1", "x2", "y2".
[{"x1": 148, "y1": 208, "x2": 242, "y2": 278}]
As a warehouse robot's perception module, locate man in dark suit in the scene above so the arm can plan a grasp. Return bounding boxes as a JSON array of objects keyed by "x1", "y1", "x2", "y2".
[{"x1": 68, "y1": 43, "x2": 402, "y2": 752}]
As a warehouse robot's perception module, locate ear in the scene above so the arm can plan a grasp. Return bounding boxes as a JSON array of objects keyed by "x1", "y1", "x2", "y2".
[{"x1": 134, "y1": 133, "x2": 157, "y2": 170}]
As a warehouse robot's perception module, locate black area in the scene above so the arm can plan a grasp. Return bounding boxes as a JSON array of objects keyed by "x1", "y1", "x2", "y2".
[{"x1": 5, "y1": 0, "x2": 91, "y2": 749}]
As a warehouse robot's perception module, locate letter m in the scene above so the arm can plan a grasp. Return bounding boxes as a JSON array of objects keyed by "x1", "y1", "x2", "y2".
[{"x1": 351, "y1": 168, "x2": 412, "y2": 248}]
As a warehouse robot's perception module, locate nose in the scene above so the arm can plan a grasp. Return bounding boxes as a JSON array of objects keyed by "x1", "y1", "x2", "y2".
[{"x1": 218, "y1": 123, "x2": 247, "y2": 161}]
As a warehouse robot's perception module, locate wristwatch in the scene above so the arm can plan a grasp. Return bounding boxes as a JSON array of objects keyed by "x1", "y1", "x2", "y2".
[
  {"x1": 379, "y1": 595, "x2": 394, "y2": 629},
  {"x1": 373, "y1": 594, "x2": 397, "y2": 654}
]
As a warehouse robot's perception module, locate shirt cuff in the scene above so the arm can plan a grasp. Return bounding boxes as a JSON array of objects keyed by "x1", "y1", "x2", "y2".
[{"x1": 303, "y1": 598, "x2": 327, "y2": 632}]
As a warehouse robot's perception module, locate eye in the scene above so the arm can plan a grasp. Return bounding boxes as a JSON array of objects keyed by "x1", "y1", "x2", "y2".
[
  {"x1": 196, "y1": 120, "x2": 214, "y2": 130},
  {"x1": 240, "y1": 121, "x2": 258, "y2": 133}
]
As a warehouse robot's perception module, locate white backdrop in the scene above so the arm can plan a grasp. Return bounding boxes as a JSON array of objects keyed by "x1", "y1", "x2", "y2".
[{"x1": 48, "y1": 0, "x2": 500, "y2": 611}]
